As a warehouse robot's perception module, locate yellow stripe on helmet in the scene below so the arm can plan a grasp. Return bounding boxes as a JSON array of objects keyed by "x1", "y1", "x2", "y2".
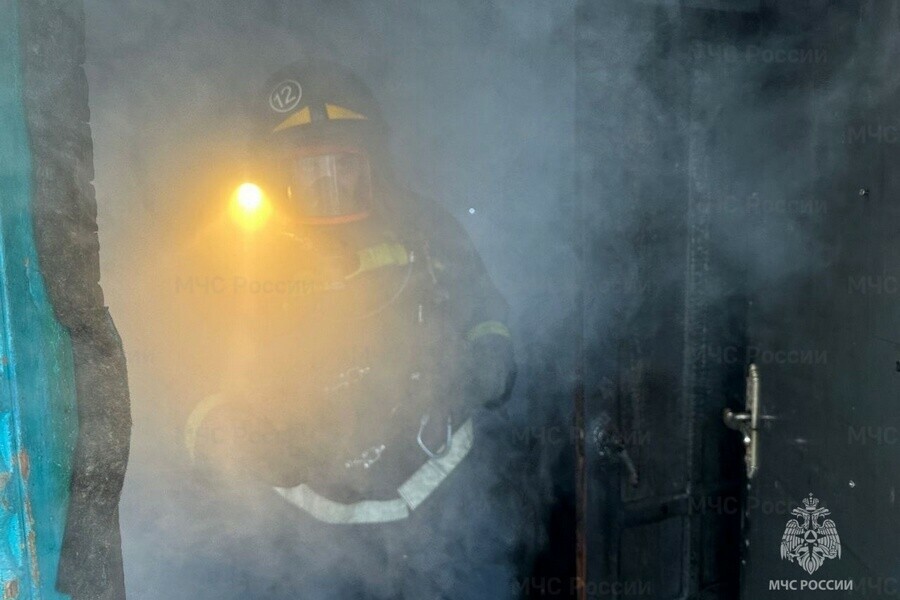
[
  {"x1": 272, "y1": 106, "x2": 312, "y2": 132},
  {"x1": 326, "y1": 104, "x2": 368, "y2": 121}
]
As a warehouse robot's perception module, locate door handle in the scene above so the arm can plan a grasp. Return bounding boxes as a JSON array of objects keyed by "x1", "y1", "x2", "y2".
[
  {"x1": 592, "y1": 422, "x2": 640, "y2": 487},
  {"x1": 723, "y1": 363, "x2": 760, "y2": 479}
]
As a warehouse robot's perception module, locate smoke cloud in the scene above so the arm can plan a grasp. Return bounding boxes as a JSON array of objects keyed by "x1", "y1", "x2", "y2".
[{"x1": 85, "y1": 1, "x2": 577, "y2": 598}]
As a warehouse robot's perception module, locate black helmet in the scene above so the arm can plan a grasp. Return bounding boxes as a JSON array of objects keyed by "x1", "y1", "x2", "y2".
[
  {"x1": 252, "y1": 60, "x2": 391, "y2": 225},
  {"x1": 259, "y1": 60, "x2": 386, "y2": 139}
]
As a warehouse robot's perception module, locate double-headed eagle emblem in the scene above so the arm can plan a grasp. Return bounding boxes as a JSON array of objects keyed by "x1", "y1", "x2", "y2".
[{"x1": 780, "y1": 494, "x2": 842, "y2": 574}]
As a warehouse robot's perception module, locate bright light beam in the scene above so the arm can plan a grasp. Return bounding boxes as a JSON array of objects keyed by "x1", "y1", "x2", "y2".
[{"x1": 229, "y1": 182, "x2": 272, "y2": 231}]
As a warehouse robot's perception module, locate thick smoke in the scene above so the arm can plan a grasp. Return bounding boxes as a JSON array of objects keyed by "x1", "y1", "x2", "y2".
[
  {"x1": 85, "y1": 1, "x2": 576, "y2": 598},
  {"x1": 80, "y1": 0, "x2": 900, "y2": 597}
]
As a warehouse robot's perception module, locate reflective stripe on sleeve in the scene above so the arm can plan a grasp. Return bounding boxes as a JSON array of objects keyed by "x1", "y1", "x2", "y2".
[
  {"x1": 465, "y1": 320, "x2": 511, "y2": 342},
  {"x1": 345, "y1": 242, "x2": 409, "y2": 280},
  {"x1": 184, "y1": 393, "x2": 232, "y2": 465}
]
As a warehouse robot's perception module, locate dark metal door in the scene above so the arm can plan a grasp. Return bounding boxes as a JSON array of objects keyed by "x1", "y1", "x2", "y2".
[
  {"x1": 576, "y1": 2, "x2": 753, "y2": 598},
  {"x1": 578, "y1": 1, "x2": 899, "y2": 598},
  {"x1": 735, "y1": 2, "x2": 900, "y2": 596}
]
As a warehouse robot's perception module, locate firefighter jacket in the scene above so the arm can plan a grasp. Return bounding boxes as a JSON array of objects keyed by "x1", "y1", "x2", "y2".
[{"x1": 183, "y1": 191, "x2": 514, "y2": 524}]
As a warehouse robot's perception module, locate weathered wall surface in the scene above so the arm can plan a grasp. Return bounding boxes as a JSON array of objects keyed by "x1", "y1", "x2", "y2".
[{"x1": 17, "y1": 1, "x2": 132, "y2": 598}]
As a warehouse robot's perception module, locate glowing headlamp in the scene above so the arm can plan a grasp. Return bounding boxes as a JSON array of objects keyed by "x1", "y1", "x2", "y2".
[{"x1": 229, "y1": 182, "x2": 272, "y2": 231}]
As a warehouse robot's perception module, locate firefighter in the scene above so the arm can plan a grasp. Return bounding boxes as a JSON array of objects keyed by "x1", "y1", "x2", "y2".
[{"x1": 180, "y1": 59, "x2": 523, "y2": 597}]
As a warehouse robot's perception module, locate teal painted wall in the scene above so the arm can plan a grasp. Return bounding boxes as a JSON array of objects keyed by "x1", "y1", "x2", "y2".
[{"x1": 0, "y1": 0, "x2": 79, "y2": 597}]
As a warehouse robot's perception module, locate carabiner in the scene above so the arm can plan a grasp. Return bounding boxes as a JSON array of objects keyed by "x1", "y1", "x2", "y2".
[{"x1": 417, "y1": 413, "x2": 453, "y2": 459}]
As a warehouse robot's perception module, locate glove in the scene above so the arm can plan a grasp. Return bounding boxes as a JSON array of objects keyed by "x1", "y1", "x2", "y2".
[
  {"x1": 416, "y1": 331, "x2": 515, "y2": 447},
  {"x1": 462, "y1": 333, "x2": 516, "y2": 409}
]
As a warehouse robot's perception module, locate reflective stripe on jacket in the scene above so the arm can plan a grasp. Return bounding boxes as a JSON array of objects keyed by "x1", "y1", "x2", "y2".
[{"x1": 273, "y1": 419, "x2": 474, "y2": 524}]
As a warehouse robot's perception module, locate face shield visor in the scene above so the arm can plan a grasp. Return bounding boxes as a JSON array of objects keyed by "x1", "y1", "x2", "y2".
[{"x1": 285, "y1": 147, "x2": 373, "y2": 225}]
